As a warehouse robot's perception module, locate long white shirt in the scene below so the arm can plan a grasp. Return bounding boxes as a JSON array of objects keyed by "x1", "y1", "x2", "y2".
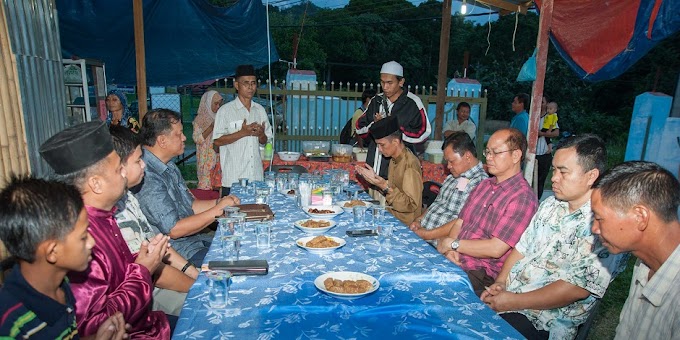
[{"x1": 212, "y1": 97, "x2": 273, "y2": 187}]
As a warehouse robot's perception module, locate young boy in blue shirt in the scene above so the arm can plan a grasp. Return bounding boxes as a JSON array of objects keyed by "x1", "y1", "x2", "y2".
[{"x1": 0, "y1": 177, "x2": 129, "y2": 339}]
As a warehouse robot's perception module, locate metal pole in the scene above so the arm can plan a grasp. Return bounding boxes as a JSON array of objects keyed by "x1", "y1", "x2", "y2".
[{"x1": 434, "y1": 0, "x2": 452, "y2": 141}]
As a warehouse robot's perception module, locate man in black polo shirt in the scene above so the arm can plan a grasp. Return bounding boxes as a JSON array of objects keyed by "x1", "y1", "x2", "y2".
[{"x1": 355, "y1": 61, "x2": 431, "y2": 180}]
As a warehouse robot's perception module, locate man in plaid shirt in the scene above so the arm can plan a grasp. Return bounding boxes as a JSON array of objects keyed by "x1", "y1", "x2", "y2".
[
  {"x1": 409, "y1": 132, "x2": 487, "y2": 243},
  {"x1": 437, "y1": 128, "x2": 538, "y2": 296}
]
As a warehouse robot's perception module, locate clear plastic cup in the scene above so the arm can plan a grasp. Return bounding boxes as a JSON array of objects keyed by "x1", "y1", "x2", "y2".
[
  {"x1": 353, "y1": 206, "x2": 368, "y2": 228},
  {"x1": 255, "y1": 222, "x2": 271, "y2": 249},
  {"x1": 206, "y1": 270, "x2": 231, "y2": 309}
]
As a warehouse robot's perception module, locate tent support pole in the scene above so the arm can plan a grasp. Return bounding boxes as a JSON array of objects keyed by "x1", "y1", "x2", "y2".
[
  {"x1": 434, "y1": 0, "x2": 452, "y2": 141},
  {"x1": 524, "y1": 0, "x2": 553, "y2": 189},
  {"x1": 133, "y1": 0, "x2": 148, "y2": 122}
]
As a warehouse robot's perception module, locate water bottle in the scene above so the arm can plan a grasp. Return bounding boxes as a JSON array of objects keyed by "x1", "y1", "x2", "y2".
[{"x1": 264, "y1": 139, "x2": 273, "y2": 159}]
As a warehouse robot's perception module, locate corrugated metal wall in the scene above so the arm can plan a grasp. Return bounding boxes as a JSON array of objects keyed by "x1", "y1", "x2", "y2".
[{"x1": 3, "y1": 0, "x2": 67, "y2": 177}]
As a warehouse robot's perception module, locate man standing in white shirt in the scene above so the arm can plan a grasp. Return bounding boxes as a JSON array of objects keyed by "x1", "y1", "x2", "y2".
[{"x1": 213, "y1": 65, "x2": 273, "y2": 196}]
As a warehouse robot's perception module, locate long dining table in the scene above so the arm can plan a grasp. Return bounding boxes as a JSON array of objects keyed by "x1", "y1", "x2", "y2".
[{"x1": 173, "y1": 184, "x2": 524, "y2": 339}]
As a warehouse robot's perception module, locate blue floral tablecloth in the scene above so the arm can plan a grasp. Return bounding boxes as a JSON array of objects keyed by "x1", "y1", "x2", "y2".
[{"x1": 174, "y1": 186, "x2": 524, "y2": 339}]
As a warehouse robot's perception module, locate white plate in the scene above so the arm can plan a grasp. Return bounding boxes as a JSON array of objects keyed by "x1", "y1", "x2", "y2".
[
  {"x1": 293, "y1": 219, "x2": 337, "y2": 235},
  {"x1": 336, "y1": 200, "x2": 373, "y2": 213},
  {"x1": 296, "y1": 236, "x2": 346, "y2": 255},
  {"x1": 314, "y1": 271, "x2": 380, "y2": 300},
  {"x1": 304, "y1": 205, "x2": 344, "y2": 219}
]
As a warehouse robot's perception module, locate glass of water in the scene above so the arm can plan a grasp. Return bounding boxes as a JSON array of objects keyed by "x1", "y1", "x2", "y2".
[
  {"x1": 255, "y1": 222, "x2": 271, "y2": 249},
  {"x1": 230, "y1": 212, "x2": 247, "y2": 236},
  {"x1": 372, "y1": 206, "x2": 386, "y2": 227},
  {"x1": 353, "y1": 206, "x2": 368, "y2": 228},
  {"x1": 377, "y1": 222, "x2": 395, "y2": 250},
  {"x1": 206, "y1": 270, "x2": 231, "y2": 309}
]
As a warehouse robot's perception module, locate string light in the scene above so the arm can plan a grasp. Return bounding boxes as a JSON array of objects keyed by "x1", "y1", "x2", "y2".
[{"x1": 460, "y1": 0, "x2": 467, "y2": 14}]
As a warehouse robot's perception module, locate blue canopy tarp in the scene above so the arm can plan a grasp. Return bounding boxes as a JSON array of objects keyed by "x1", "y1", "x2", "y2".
[{"x1": 58, "y1": 0, "x2": 279, "y2": 86}]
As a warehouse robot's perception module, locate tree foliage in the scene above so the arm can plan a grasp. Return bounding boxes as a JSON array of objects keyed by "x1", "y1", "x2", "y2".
[{"x1": 263, "y1": 2, "x2": 679, "y2": 143}]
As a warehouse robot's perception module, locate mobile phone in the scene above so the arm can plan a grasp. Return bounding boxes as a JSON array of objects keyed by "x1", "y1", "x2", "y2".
[
  {"x1": 208, "y1": 260, "x2": 269, "y2": 275},
  {"x1": 346, "y1": 229, "x2": 378, "y2": 237}
]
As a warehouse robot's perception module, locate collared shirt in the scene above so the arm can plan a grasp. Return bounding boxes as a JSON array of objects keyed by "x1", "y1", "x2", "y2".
[
  {"x1": 615, "y1": 245, "x2": 680, "y2": 340},
  {"x1": 0, "y1": 265, "x2": 78, "y2": 339},
  {"x1": 510, "y1": 110, "x2": 529, "y2": 137},
  {"x1": 115, "y1": 190, "x2": 161, "y2": 254},
  {"x1": 505, "y1": 197, "x2": 628, "y2": 339},
  {"x1": 136, "y1": 149, "x2": 211, "y2": 260},
  {"x1": 443, "y1": 118, "x2": 477, "y2": 141},
  {"x1": 457, "y1": 172, "x2": 538, "y2": 278},
  {"x1": 212, "y1": 97, "x2": 273, "y2": 187},
  {"x1": 385, "y1": 148, "x2": 423, "y2": 224},
  {"x1": 421, "y1": 161, "x2": 488, "y2": 230},
  {"x1": 68, "y1": 205, "x2": 170, "y2": 339}
]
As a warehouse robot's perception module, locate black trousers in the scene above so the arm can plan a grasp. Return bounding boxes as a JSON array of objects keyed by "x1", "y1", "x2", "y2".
[
  {"x1": 465, "y1": 268, "x2": 495, "y2": 297},
  {"x1": 501, "y1": 312, "x2": 550, "y2": 339},
  {"x1": 536, "y1": 153, "x2": 552, "y2": 200}
]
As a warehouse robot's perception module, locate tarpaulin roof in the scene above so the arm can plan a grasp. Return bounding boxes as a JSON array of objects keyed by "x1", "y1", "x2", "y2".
[
  {"x1": 535, "y1": 0, "x2": 680, "y2": 82},
  {"x1": 58, "y1": 0, "x2": 279, "y2": 86}
]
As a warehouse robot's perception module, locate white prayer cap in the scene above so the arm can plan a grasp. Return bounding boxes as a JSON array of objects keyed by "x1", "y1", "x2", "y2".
[{"x1": 380, "y1": 61, "x2": 403, "y2": 77}]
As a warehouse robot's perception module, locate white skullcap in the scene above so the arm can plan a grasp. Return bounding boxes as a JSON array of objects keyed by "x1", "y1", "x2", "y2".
[{"x1": 380, "y1": 61, "x2": 403, "y2": 77}]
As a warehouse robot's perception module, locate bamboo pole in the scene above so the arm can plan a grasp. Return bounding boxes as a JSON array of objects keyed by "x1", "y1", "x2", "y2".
[{"x1": 0, "y1": 1, "x2": 30, "y2": 189}]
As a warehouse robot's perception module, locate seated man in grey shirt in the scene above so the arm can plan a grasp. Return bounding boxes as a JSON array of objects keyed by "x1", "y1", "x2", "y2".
[{"x1": 135, "y1": 108, "x2": 240, "y2": 265}]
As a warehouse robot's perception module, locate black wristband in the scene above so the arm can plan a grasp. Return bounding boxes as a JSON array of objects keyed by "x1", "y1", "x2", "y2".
[{"x1": 181, "y1": 262, "x2": 192, "y2": 273}]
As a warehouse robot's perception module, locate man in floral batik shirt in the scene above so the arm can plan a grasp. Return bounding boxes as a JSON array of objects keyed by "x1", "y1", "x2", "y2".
[{"x1": 481, "y1": 134, "x2": 627, "y2": 339}]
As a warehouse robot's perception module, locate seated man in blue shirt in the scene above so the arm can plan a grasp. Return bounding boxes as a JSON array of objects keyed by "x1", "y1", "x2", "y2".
[
  {"x1": 0, "y1": 177, "x2": 129, "y2": 339},
  {"x1": 136, "y1": 108, "x2": 241, "y2": 265}
]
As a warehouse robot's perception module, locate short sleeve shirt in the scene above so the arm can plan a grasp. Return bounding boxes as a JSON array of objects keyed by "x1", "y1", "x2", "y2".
[
  {"x1": 0, "y1": 265, "x2": 79, "y2": 339},
  {"x1": 115, "y1": 190, "x2": 161, "y2": 254},
  {"x1": 456, "y1": 172, "x2": 538, "y2": 278},
  {"x1": 421, "y1": 162, "x2": 488, "y2": 230},
  {"x1": 615, "y1": 245, "x2": 680, "y2": 339},
  {"x1": 505, "y1": 197, "x2": 627, "y2": 339},
  {"x1": 443, "y1": 118, "x2": 477, "y2": 141}
]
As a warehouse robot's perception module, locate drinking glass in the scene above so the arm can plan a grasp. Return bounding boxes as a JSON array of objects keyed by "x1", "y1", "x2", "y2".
[
  {"x1": 256, "y1": 188, "x2": 270, "y2": 204},
  {"x1": 352, "y1": 206, "x2": 368, "y2": 228},
  {"x1": 255, "y1": 222, "x2": 271, "y2": 249},
  {"x1": 223, "y1": 206, "x2": 240, "y2": 217},
  {"x1": 230, "y1": 212, "x2": 247, "y2": 236},
  {"x1": 372, "y1": 206, "x2": 386, "y2": 227},
  {"x1": 239, "y1": 178, "x2": 249, "y2": 187},
  {"x1": 219, "y1": 217, "x2": 240, "y2": 261},
  {"x1": 206, "y1": 270, "x2": 231, "y2": 309},
  {"x1": 377, "y1": 222, "x2": 395, "y2": 250}
]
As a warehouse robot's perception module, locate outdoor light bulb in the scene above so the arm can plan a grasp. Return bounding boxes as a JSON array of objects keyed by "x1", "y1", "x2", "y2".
[{"x1": 461, "y1": 0, "x2": 467, "y2": 14}]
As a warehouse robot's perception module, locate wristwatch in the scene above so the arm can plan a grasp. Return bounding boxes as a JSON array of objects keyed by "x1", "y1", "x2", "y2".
[
  {"x1": 381, "y1": 183, "x2": 390, "y2": 196},
  {"x1": 450, "y1": 238, "x2": 460, "y2": 251}
]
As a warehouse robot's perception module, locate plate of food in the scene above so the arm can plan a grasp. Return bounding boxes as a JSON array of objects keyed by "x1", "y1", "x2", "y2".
[
  {"x1": 304, "y1": 205, "x2": 343, "y2": 219},
  {"x1": 337, "y1": 200, "x2": 373, "y2": 213},
  {"x1": 296, "y1": 235, "x2": 346, "y2": 255},
  {"x1": 293, "y1": 219, "x2": 337, "y2": 235},
  {"x1": 314, "y1": 271, "x2": 380, "y2": 300}
]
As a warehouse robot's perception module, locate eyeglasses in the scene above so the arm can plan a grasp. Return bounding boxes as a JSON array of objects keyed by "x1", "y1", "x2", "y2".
[{"x1": 483, "y1": 149, "x2": 517, "y2": 158}]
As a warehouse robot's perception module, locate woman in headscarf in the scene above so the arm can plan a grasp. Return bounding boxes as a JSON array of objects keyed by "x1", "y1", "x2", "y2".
[
  {"x1": 105, "y1": 90, "x2": 139, "y2": 132},
  {"x1": 192, "y1": 90, "x2": 223, "y2": 190}
]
